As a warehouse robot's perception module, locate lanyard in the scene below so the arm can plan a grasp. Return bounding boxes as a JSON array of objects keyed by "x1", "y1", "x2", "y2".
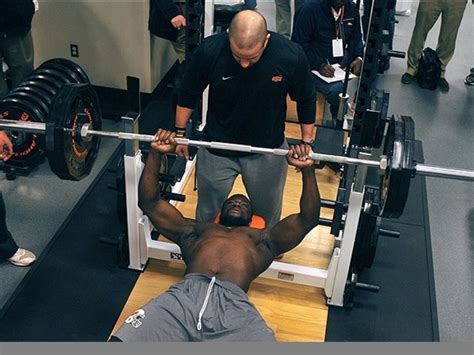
[{"x1": 334, "y1": 6, "x2": 345, "y2": 39}]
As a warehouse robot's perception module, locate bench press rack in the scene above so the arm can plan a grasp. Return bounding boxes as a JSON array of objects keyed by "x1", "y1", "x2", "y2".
[{"x1": 121, "y1": 113, "x2": 376, "y2": 307}]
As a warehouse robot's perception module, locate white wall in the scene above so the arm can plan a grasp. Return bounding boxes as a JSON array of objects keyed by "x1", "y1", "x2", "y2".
[{"x1": 32, "y1": 0, "x2": 176, "y2": 93}]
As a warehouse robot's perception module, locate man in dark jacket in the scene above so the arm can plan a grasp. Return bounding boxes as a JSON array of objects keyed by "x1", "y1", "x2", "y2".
[
  {"x1": 292, "y1": 0, "x2": 364, "y2": 121},
  {"x1": 149, "y1": 0, "x2": 186, "y2": 64},
  {"x1": 0, "y1": 0, "x2": 37, "y2": 97}
]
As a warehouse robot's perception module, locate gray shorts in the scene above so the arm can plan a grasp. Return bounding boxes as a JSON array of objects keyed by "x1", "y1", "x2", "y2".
[{"x1": 113, "y1": 273, "x2": 276, "y2": 342}]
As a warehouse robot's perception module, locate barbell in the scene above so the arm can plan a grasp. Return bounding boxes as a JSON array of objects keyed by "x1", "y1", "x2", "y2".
[{"x1": 1, "y1": 83, "x2": 473, "y2": 219}]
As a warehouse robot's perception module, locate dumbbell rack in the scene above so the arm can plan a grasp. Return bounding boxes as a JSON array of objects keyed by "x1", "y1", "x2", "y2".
[{"x1": 120, "y1": 113, "x2": 377, "y2": 307}]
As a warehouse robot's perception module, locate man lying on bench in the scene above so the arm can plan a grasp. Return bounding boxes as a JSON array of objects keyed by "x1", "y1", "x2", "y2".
[{"x1": 111, "y1": 129, "x2": 321, "y2": 342}]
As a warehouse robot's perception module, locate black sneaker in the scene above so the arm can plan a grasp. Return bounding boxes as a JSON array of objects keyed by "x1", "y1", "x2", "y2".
[
  {"x1": 401, "y1": 73, "x2": 415, "y2": 84},
  {"x1": 438, "y1": 78, "x2": 450, "y2": 92},
  {"x1": 465, "y1": 73, "x2": 474, "y2": 86}
]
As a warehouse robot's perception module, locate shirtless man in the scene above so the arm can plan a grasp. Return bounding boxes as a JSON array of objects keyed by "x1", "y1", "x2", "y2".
[{"x1": 111, "y1": 129, "x2": 321, "y2": 342}]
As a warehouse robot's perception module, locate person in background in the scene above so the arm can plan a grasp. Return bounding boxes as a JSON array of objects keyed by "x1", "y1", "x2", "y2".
[
  {"x1": 0, "y1": 0, "x2": 38, "y2": 98},
  {"x1": 292, "y1": 0, "x2": 364, "y2": 123},
  {"x1": 274, "y1": 0, "x2": 305, "y2": 39},
  {"x1": 0, "y1": 130, "x2": 36, "y2": 267},
  {"x1": 401, "y1": 0, "x2": 468, "y2": 92},
  {"x1": 242, "y1": 0, "x2": 257, "y2": 10},
  {"x1": 149, "y1": 0, "x2": 187, "y2": 88}
]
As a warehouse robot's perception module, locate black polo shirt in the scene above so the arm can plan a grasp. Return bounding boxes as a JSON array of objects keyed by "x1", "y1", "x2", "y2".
[{"x1": 178, "y1": 32, "x2": 316, "y2": 155}]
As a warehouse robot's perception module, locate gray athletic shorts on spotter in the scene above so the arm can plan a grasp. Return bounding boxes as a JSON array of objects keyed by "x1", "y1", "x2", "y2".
[{"x1": 113, "y1": 273, "x2": 276, "y2": 342}]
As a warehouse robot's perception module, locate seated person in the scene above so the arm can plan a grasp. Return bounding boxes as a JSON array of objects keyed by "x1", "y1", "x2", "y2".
[
  {"x1": 292, "y1": 0, "x2": 364, "y2": 123},
  {"x1": 0, "y1": 131, "x2": 36, "y2": 267},
  {"x1": 111, "y1": 130, "x2": 321, "y2": 341}
]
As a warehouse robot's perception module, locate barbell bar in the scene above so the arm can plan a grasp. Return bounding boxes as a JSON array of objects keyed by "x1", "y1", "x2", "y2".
[
  {"x1": 79, "y1": 124, "x2": 474, "y2": 182},
  {"x1": 4, "y1": 117, "x2": 473, "y2": 182},
  {"x1": 78, "y1": 123, "x2": 387, "y2": 170},
  {"x1": 1, "y1": 119, "x2": 474, "y2": 183}
]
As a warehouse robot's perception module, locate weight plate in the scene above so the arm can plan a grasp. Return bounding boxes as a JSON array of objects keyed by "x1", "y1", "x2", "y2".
[
  {"x1": 16, "y1": 81, "x2": 55, "y2": 106},
  {"x1": 27, "y1": 73, "x2": 64, "y2": 91},
  {"x1": 47, "y1": 83, "x2": 102, "y2": 180},
  {"x1": 0, "y1": 98, "x2": 45, "y2": 166},
  {"x1": 9, "y1": 89, "x2": 50, "y2": 117},
  {"x1": 359, "y1": 90, "x2": 389, "y2": 149},
  {"x1": 352, "y1": 186, "x2": 380, "y2": 271},
  {"x1": 379, "y1": 115, "x2": 413, "y2": 218},
  {"x1": 33, "y1": 68, "x2": 74, "y2": 85},
  {"x1": 40, "y1": 58, "x2": 90, "y2": 84},
  {"x1": 39, "y1": 62, "x2": 82, "y2": 83}
]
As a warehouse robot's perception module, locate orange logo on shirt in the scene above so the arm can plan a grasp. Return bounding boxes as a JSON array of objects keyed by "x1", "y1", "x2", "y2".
[{"x1": 272, "y1": 76, "x2": 283, "y2": 82}]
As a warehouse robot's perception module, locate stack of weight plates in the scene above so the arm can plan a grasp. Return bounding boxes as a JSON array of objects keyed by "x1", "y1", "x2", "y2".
[{"x1": 0, "y1": 58, "x2": 90, "y2": 167}]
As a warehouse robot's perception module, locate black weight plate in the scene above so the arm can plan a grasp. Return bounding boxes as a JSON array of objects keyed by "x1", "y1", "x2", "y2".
[
  {"x1": 47, "y1": 83, "x2": 102, "y2": 180},
  {"x1": 33, "y1": 68, "x2": 73, "y2": 85},
  {"x1": 39, "y1": 62, "x2": 82, "y2": 83},
  {"x1": 40, "y1": 58, "x2": 90, "y2": 84},
  {"x1": 366, "y1": 216, "x2": 381, "y2": 267},
  {"x1": 21, "y1": 77, "x2": 60, "y2": 97},
  {"x1": 0, "y1": 99, "x2": 45, "y2": 166},
  {"x1": 379, "y1": 115, "x2": 412, "y2": 218},
  {"x1": 9, "y1": 89, "x2": 50, "y2": 117},
  {"x1": 27, "y1": 73, "x2": 64, "y2": 91},
  {"x1": 359, "y1": 90, "x2": 389, "y2": 149},
  {"x1": 352, "y1": 211, "x2": 377, "y2": 271},
  {"x1": 16, "y1": 80, "x2": 55, "y2": 106},
  {"x1": 373, "y1": 92, "x2": 390, "y2": 148},
  {"x1": 0, "y1": 96, "x2": 47, "y2": 123},
  {"x1": 352, "y1": 187, "x2": 380, "y2": 271}
]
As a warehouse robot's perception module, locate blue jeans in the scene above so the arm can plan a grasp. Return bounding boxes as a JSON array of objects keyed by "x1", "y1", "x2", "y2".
[
  {"x1": 313, "y1": 77, "x2": 344, "y2": 118},
  {"x1": 242, "y1": 0, "x2": 257, "y2": 10}
]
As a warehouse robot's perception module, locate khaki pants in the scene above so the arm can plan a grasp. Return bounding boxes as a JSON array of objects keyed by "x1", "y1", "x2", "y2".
[
  {"x1": 406, "y1": 0, "x2": 467, "y2": 77},
  {"x1": 0, "y1": 31, "x2": 34, "y2": 97}
]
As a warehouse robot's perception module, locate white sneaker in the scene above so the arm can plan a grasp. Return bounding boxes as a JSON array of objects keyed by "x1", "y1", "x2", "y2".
[{"x1": 8, "y1": 248, "x2": 36, "y2": 267}]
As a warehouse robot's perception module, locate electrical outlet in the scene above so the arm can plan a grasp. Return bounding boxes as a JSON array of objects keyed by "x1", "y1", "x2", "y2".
[{"x1": 70, "y1": 44, "x2": 79, "y2": 58}]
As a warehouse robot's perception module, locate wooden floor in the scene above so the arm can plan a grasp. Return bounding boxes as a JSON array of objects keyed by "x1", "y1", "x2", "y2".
[{"x1": 111, "y1": 123, "x2": 340, "y2": 342}]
